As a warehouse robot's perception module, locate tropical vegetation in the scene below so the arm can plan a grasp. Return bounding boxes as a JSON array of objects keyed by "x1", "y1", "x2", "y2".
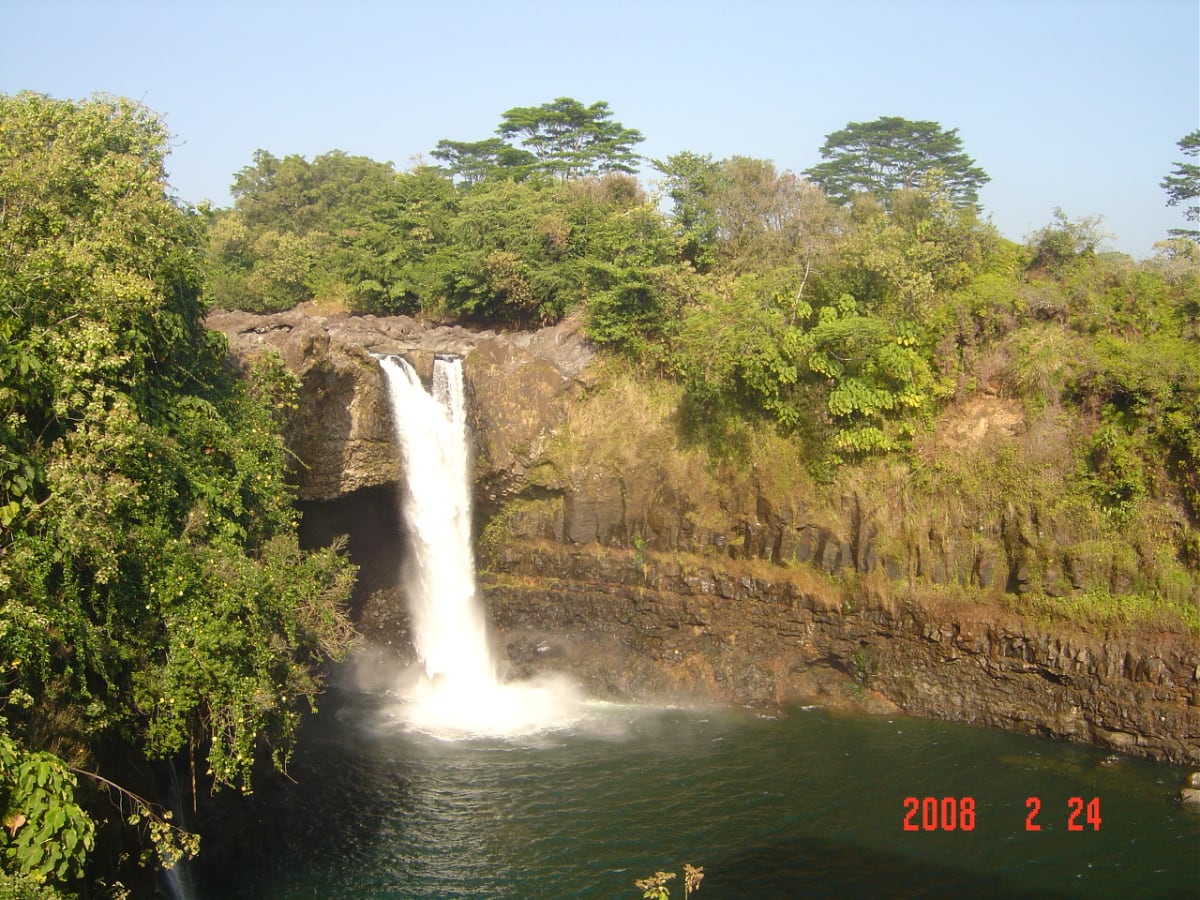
[{"x1": 0, "y1": 92, "x2": 355, "y2": 896}]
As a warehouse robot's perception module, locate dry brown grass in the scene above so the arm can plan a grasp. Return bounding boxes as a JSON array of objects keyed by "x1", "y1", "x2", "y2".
[
  {"x1": 552, "y1": 374, "x2": 680, "y2": 473},
  {"x1": 296, "y1": 291, "x2": 353, "y2": 316},
  {"x1": 546, "y1": 373, "x2": 731, "y2": 526}
]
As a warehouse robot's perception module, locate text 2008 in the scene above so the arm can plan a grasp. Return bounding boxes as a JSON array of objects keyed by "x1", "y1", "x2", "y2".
[{"x1": 901, "y1": 796, "x2": 976, "y2": 831}]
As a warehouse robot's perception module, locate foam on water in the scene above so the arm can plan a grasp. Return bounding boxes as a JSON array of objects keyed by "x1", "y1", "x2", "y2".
[{"x1": 386, "y1": 667, "x2": 588, "y2": 740}]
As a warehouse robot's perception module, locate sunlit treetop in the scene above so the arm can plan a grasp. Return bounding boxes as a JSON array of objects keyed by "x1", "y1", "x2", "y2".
[{"x1": 804, "y1": 116, "x2": 990, "y2": 209}]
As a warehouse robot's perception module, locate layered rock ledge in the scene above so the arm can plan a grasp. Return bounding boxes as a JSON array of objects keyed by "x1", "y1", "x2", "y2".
[{"x1": 483, "y1": 543, "x2": 1200, "y2": 765}]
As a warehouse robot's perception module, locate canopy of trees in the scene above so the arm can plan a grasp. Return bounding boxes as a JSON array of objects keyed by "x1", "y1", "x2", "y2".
[
  {"x1": 654, "y1": 152, "x2": 845, "y2": 274},
  {"x1": 204, "y1": 101, "x2": 1197, "y2": 502},
  {"x1": 206, "y1": 135, "x2": 672, "y2": 327},
  {"x1": 0, "y1": 92, "x2": 354, "y2": 895},
  {"x1": 206, "y1": 148, "x2": 460, "y2": 314},
  {"x1": 804, "y1": 116, "x2": 990, "y2": 208}
]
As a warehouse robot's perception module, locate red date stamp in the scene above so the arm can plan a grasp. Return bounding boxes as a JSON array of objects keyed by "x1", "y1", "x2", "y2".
[
  {"x1": 902, "y1": 796, "x2": 1101, "y2": 831},
  {"x1": 902, "y1": 796, "x2": 977, "y2": 831},
  {"x1": 1025, "y1": 796, "x2": 1102, "y2": 831}
]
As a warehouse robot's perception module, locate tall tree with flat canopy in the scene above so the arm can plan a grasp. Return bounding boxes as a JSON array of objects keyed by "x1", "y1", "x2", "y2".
[
  {"x1": 805, "y1": 116, "x2": 989, "y2": 208},
  {"x1": 430, "y1": 137, "x2": 536, "y2": 186},
  {"x1": 496, "y1": 97, "x2": 644, "y2": 179}
]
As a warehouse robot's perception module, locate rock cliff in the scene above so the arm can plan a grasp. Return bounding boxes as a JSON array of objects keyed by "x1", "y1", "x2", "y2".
[
  {"x1": 208, "y1": 307, "x2": 592, "y2": 503},
  {"x1": 209, "y1": 309, "x2": 1200, "y2": 765},
  {"x1": 484, "y1": 543, "x2": 1200, "y2": 765}
]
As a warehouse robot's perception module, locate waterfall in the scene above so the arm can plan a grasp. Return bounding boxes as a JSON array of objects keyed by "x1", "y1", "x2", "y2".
[
  {"x1": 380, "y1": 355, "x2": 495, "y2": 688},
  {"x1": 378, "y1": 354, "x2": 582, "y2": 738}
]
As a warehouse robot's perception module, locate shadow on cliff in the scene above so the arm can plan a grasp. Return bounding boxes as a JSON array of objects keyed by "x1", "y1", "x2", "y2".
[{"x1": 298, "y1": 483, "x2": 402, "y2": 614}]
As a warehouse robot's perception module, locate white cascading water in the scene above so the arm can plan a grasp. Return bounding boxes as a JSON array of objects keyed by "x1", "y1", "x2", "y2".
[
  {"x1": 381, "y1": 355, "x2": 493, "y2": 686},
  {"x1": 378, "y1": 354, "x2": 582, "y2": 739}
]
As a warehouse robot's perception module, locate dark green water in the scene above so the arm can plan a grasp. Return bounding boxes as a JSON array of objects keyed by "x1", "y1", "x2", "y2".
[{"x1": 191, "y1": 685, "x2": 1199, "y2": 899}]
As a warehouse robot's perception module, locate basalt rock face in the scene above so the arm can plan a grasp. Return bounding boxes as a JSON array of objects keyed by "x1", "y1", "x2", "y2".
[
  {"x1": 208, "y1": 307, "x2": 593, "y2": 503},
  {"x1": 486, "y1": 392, "x2": 1176, "y2": 602},
  {"x1": 483, "y1": 543, "x2": 1200, "y2": 765},
  {"x1": 209, "y1": 308, "x2": 1149, "y2": 602}
]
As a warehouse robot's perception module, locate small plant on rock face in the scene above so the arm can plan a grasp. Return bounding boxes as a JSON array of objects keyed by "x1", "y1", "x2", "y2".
[
  {"x1": 635, "y1": 863, "x2": 704, "y2": 898},
  {"x1": 632, "y1": 532, "x2": 649, "y2": 580},
  {"x1": 847, "y1": 646, "x2": 874, "y2": 699}
]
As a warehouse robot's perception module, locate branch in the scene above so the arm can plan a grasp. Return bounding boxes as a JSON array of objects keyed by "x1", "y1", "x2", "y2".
[
  {"x1": 69, "y1": 765, "x2": 200, "y2": 868},
  {"x1": 69, "y1": 765, "x2": 168, "y2": 822},
  {"x1": 789, "y1": 259, "x2": 812, "y2": 325}
]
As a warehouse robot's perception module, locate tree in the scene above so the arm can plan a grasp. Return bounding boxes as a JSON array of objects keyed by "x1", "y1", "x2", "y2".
[
  {"x1": 834, "y1": 176, "x2": 1001, "y2": 318},
  {"x1": 0, "y1": 92, "x2": 354, "y2": 890},
  {"x1": 653, "y1": 151, "x2": 723, "y2": 269},
  {"x1": 416, "y1": 172, "x2": 676, "y2": 330},
  {"x1": 708, "y1": 157, "x2": 843, "y2": 274},
  {"x1": 572, "y1": 179, "x2": 680, "y2": 357},
  {"x1": 427, "y1": 178, "x2": 578, "y2": 324},
  {"x1": 670, "y1": 274, "x2": 804, "y2": 433},
  {"x1": 1161, "y1": 129, "x2": 1200, "y2": 240},
  {"x1": 209, "y1": 150, "x2": 460, "y2": 313},
  {"x1": 805, "y1": 116, "x2": 989, "y2": 208},
  {"x1": 1026, "y1": 207, "x2": 1110, "y2": 272},
  {"x1": 430, "y1": 137, "x2": 535, "y2": 186},
  {"x1": 229, "y1": 149, "x2": 401, "y2": 235},
  {"x1": 655, "y1": 154, "x2": 844, "y2": 275},
  {"x1": 495, "y1": 97, "x2": 644, "y2": 179}
]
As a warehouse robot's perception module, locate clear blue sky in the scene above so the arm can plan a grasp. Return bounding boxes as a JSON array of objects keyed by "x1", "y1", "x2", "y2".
[{"x1": 4, "y1": 0, "x2": 1197, "y2": 257}]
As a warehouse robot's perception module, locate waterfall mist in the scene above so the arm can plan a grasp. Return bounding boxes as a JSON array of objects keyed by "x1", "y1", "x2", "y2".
[{"x1": 376, "y1": 355, "x2": 584, "y2": 739}]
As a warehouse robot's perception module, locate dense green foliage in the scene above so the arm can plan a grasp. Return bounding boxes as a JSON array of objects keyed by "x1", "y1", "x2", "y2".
[
  {"x1": 206, "y1": 149, "x2": 676, "y2": 328},
  {"x1": 206, "y1": 149, "x2": 460, "y2": 313},
  {"x1": 0, "y1": 92, "x2": 354, "y2": 894},
  {"x1": 203, "y1": 97, "x2": 1199, "y2": 525},
  {"x1": 0, "y1": 732, "x2": 93, "y2": 891}
]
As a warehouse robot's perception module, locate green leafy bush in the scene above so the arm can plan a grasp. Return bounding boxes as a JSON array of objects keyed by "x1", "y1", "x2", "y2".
[
  {"x1": 0, "y1": 92, "x2": 355, "y2": 887},
  {"x1": 0, "y1": 730, "x2": 94, "y2": 888}
]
